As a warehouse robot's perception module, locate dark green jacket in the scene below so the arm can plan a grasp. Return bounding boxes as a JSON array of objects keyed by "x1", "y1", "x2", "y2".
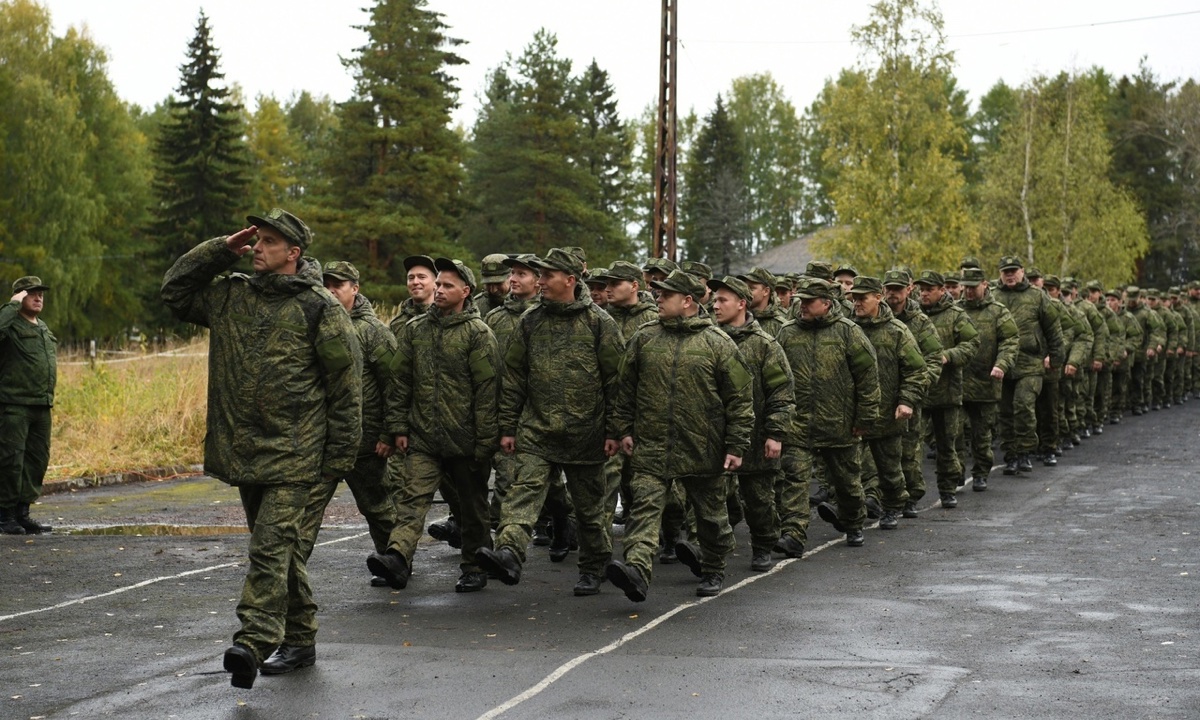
[
  {"x1": 485, "y1": 294, "x2": 538, "y2": 352},
  {"x1": 995, "y1": 281, "x2": 1065, "y2": 379},
  {"x1": 1061, "y1": 299, "x2": 1094, "y2": 370},
  {"x1": 388, "y1": 300, "x2": 500, "y2": 461},
  {"x1": 752, "y1": 301, "x2": 788, "y2": 338},
  {"x1": 1096, "y1": 302, "x2": 1124, "y2": 367},
  {"x1": 1077, "y1": 298, "x2": 1107, "y2": 369},
  {"x1": 607, "y1": 298, "x2": 659, "y2": 344},
  {"x1": 920, "y1": 295, "x2": 980, "y2": 408},
  {"x1": 719, "y1": 314, "x2": 794, "y2": 472},
  {"x1": 853, "y1": 304, "x2": 926, "y2": 438},
  {"x1": 894, "y1": 298, "x2": 944, "y2": 400},
  {"x1": 0, "y1": 301, "x2": 56, "y2": 406},
  {"x1": 350, "y1": 294, "x2": 397, "y2": 454},
  {"x1": 615, "y1": 314, "x2": 755, "y2": 477},
  {"x1": 1134, "y1": 304, "x2": 1166, "y2": 355},
  {"x1": 961, "y1": 295, "x2": 1019, "y2": 402},
  {"x1": 1119, "y1": 309, "x2": 1143, "y2": 367},
  {"x1": 388, "y1": 298, "x2": 429, "y2": 336},
  {"x1": 501, "y1": 298, "x2": 623, "y2": 464},
  {"x1": 161, "y1": 238, "x2": 363, "y2": 485},
  {"x1": 776, "y1": 311, "x2": 880, "y2": 449}
]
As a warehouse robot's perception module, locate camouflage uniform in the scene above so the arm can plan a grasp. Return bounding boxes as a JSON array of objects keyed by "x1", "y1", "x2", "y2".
[
  {"x1": 161, "y1": 222, "x2": 363, "y2": 665},
  {"x1": 0, "y1": 277, "x2": 56, "y2": 532},
  {"x1": 776, "y1": 279, "x2": 880, "y2": 541},
  {"x1": 919, "y1": 279, "x2": 980, "y2": 496},
  {"x1": 612, "y1": 280, "x2": 754, "y2": 588},
  {"x1": 959, "y1": 272, "x2": 1019, "y2": 484},
  {"x1": 493, "y1": 252, "x2": 624, "y2": 584},
  {"x1": 1091, "y1": 289, "x2": 1123, "y2": 428},
  {"x1": 995, "y1": 265, "x2": 1064, "y2": 467},
  {"x1": 1057, "y1": 290, "x2": 1093, "y2": 446},
  {"x1": 892, "y1": 291, "x2": 944, "y2": 504},
  {"x1": 1128, "y1": 289, "x2": 1165, "y2": 413},
  {"x1": 384, "y1": 291, "x2": 501, "y2": 576},
  {"x1": 739, "y1": 267, "x2": 787, "y2": 337},
  {"x1": 484, "y1": 291, "x2": 539, "y2": 523},
  {"x1": 1111, "y1": 294, "x2": 1139, "y2": 419}
]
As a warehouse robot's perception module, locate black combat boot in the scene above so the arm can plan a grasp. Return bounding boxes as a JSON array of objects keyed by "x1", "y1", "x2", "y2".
[
  {"x1": 0, "y1": 507, "x2": 25, "y2": 535},
  {"x1": 16, "y1": 503, "x2": 50, "y2": 534}
]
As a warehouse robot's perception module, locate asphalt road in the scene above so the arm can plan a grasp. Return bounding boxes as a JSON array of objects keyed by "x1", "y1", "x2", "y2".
[{"x1": 2, "y1": 403, "x2": 1198, "y2": 720}]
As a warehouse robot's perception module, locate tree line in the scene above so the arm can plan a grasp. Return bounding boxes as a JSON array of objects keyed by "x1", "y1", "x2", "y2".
[{"x1": 1, "y1": 0, "x2": 1195, "y2": 341}]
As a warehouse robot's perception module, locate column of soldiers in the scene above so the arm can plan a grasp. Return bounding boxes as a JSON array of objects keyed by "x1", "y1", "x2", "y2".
[{"x1": 148, "y1": 209, "x2": 1198, "y2": 688}]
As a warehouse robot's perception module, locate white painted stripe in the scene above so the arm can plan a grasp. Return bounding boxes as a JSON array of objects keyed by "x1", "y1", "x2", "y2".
[
  {"x1": 475, "y1": 534, "x2": 848, "y2": 720},
  {"x1": 0, "y1": 531, "x2": 370, "y2": 624}
]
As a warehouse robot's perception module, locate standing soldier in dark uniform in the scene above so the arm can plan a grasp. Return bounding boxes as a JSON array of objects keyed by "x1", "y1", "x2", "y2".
[
  {"x1": 1127, "y1": 287, "x2": 1163, "y2": 415},
  {"x1": 607, "y1": 270, "x2": 755, "y2": 601},
  {"x1": 739, "y1": 267, "x2": 788, "y2": 337},
  {"x1": 321, "y1": 262, "x2": 400, "y2": 588},
  {"x1": 476, "y1": 248, "x2": 625, "y2": 597},
  {"x1": 1109, "y1": 288, "x2": 1137, "y2": 422},
  {"x1": 162, "y1": 209, "x2": 362, "y2": 689},
  {"x1": 0, "y1": 276, "x2": 56, "y2": 535},
  {"x1": 473, "y1": 253, "x2": 511, "y2": 315},
  {"x1": 369, "y1": 259, "x2": 500, "y2": 594},
  {"x1": 1087, "y1": 281, "x2": 1122, "y2": 433}
]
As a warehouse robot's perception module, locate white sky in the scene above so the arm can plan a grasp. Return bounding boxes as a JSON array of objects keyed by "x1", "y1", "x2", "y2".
[{"x1": 42, "y1": 0, "x2": 1200, "y2": 127}]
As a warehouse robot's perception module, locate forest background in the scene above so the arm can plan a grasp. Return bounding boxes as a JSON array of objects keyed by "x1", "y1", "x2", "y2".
[{"x1": 2, "y1": 0, "x2": 1198, "y2": 342}]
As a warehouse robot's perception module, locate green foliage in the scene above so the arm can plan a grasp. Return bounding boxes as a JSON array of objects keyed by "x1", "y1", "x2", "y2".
[
  {"x1": 815, "y1": 0, "x2": 979, "y2": 275},
  {"x1": 977, "y1": 72, "x2": 1148, "y2": 286},
  {"x1": 316, "y1": 0, "x2": 467, "y2": 304},
  {"x1": 681, "y1": 95, "x2": 750, "y2": 275},
  {"x1": 244, "y1": 95, "x2": 300, "y2": 211}
]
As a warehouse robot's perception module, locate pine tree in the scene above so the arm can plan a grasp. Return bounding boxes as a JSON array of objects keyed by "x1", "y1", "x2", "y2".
[
  {"x1": 681, "y1": 95, "x2": 750, "y2": 275},
  {"x1": 319, "y1": 0, "x2": 467, "y2": 301},
  {"x1": 573, "y1": 60, "x2": 634, "y2": 261},
  {"x1": 150, "y1": 11, "x2": 249, "y2": 266}
]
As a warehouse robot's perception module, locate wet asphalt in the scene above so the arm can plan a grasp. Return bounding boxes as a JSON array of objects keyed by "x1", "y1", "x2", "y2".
[{"x1": 2, "y1": 402, "x2": 1198, "y2": 720}]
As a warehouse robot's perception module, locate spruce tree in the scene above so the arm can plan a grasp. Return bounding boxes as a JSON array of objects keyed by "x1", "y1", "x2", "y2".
[
  {"x1": 150, "y1": 11, "x2": 249, "y2": 266},
  {"x1": 682, "y1": 95, "x2": 750, "y2": 275}
]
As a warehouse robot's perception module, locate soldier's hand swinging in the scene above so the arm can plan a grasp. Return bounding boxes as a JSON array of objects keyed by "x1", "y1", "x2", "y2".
[
  {"x1": 895, "y1": 404, "x2": 913, "y2": 421},
  {"x1": 604, "y1": 439, "x2": 620, "y2": 457},
  {"x1": 990, "y1": 366, "x2": 1005, "y2": 380},
  {"x1": 394, "y1": 435, "x2": 408, "y2": 453},
  {"x1": 621, "y1": 436, "x2": 634, "y2": 456},
  {"x1": 764, "y1": 439, "x2": 781, "y2": 460},
  {"x1": 501, "y1": 436, "x2": 516, "y2": 454},
  {"x1": 375, "y1": 441, "x2": 394, "y2": 458},
  {"x1": 225, "y1": 226, "x2": 258, "y2": 257},
  {"x1": 723, "y1": 454, "x2": 742, "y2": 472}
]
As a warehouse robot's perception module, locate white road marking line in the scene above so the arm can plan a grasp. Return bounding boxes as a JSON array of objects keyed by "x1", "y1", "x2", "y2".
[{"x1": 0, "y1": 531, "x2": 370, "y2": 624}]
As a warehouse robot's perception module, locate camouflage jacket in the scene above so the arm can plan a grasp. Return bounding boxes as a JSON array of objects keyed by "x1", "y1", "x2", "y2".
[
  {"x1": 960, "y1": 294, "x2": 1019, "y2": 403},
  {"x1": 472, "y1": 290, "x2": 506, "y2": 317},
  {"x1": 1060, "y1": 299, "x2": 1093, "y2": 371},
  {"x1": 752, "y1": 302, "x2": 788, "y2": 338},
  {"x1": 350, "y1": 294, "x2": 398, "y2": 454},
  {"x1": 1159, "y1": 306, "x2": 1185, "y2": 353},
  {"x1": 500, "y1": 297, "x2": 623, "y2": 464},
  {"x1": 894, "y1": 298, "x2": 944, "y2": 400},
  {"x1": 853, "y1": 304, "x2": 927, "y2": 438},
  {"x1": 388, "y1": 298, "x2": 429, "y2": 336},
  {"x1": 995, "y1": 281, "x2": 1065, "y2": 379},
  {"x1": 161, "y1": 238, "x2": 363, "y2": 485},
  {"x1": 1177, "y1": 302, "x2": 1198, "y2": 352},
  {"x1": 615, "y1": 314, "x2": 755, "y2": 477},
  {"x1": 718, "y1": 314, "x2": 795, "y2": 472},
  {"x1": 606, "y1": 298, "x2": 659, "y2": 344},
  {"x1": 387, "y1": 300, "x2": 500, "y2": 461},
  {"x1": 485, "y1": 294, "x2": 538, "y2": 352},
  {"x1": 920, "y1": 295, "x2": 980, "y2": 408},
  {"x1": 0, "y1": 300, "x2": 57, "y2": 406},
  {"x1": 1075, "y1": 298, "x2": 1106, "y2": 369},
  {"x1": 1096, "y1": 302, "x2": 1124, "y2": 367},
  {"x1": 776, "y1": 312, "x2": 880, "y2": 449},
  {"x1": 1132, "y1": 304, "x2": 1165, "y2": 356},
  {"x1": 1119, "y1": 309, "x2": 1143, "y2": 366}
]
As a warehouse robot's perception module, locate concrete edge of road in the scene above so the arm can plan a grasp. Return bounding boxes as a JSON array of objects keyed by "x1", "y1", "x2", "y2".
[{"x1": 41, "y1": 465, "x2": 205, "y2": 496}]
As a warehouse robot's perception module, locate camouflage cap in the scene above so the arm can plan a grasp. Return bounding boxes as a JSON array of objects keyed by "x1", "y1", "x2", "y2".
[
  {"x1": 1188, "y1": 280, "x2": 1200, "y2": 290},
  {"x1": 1125, "y1": 285, "x2": 1141, "y2": 298},
  {"x1": 12, "y1": 276, "x2": 49, "y2": 293},
  {"x1": 502, "y1": 253, "x2": 540, "y2": 271},
  {"x1": 944, "y1": 271, "x2": 962, "y2": 285},
  {"x1": 914, "y1": 270, "x2": 945, "y2": 287},
  {"x1": 1043, "y1": 275, "x2": 1061, "y2": 288},
  {"x1": 1025, "y1": 266, "x2": 1044, "y2": 280},
  {"x1": 804, "y1": 261, "x2": 834, "y2": 281},
  {"x1": 999, "y1": 255, "x2": 1023, "y2": 271},
  {"x1": 598, "y1": 260, "x2": 643, "y2": 283},
  {"x1": 247, "y1": 208, "x2": 312, "y2": 250},
  {"x1": 707, "y1": 275, "x2": 753, "y2": 303},
  {"x1": 794, "y1": 277, "x2": 837, "y2": 300},
  {"x1": 563, "y1": 246, "x2": 587, "y2": 263},
  {"x1": 651, "y1": 269, "x2": 706, "y2": 299},
  {"x1": 480, "y1": 253, "x2": 511, "y2": 283},
  {"x1": 1105, "y1": 287, "x2": 1123, "y2": 299},
  {"x1": 772, "y1": 274, "x2": 792, "y2": 291},
  {"x1": 529, "y1": 248, "x2": 585, "y2": 277},
  {"x1": 1085, "y1": 280, "x2": 1104, "y2": 293},
  {"x1": 642, "y1": 257, "x2": 678, "y2": 274},
  {"x1": 848, "y1": 275, "x2": 883, "y2": 294},
  {"x1": 960, "y1": 268, "x2": 987, "y2": 287},
  {"x1": 1063, "y1": 276, "x2": 1079, "y2": 290},
  {"x1": 403, "y1": 255, "x2": 437, "y2": 273},
  {"x1": 785, "y1": 272, "x2": 803, "y2": 288},
  {"x1": 737, "y1": 267, "x2": 777, "y2": 288},
  {"x1": 833, "y1": 263, "x2": 858, "y2": 278},
  {"x1": 1144, "y1": 288, "x2": 1162, "y2": 299},
  {"x1": 1168, "y1": 286, "x2": 1181, "y2": 297},
  {"x1": 960, "y1": 256, "x2": 981, "y2": 270},
  {"x1": 434, "y1": 257, "x2": 477, "y2": 290},
  {"x1": 882, "y1": 269, "x2": 912, "y2": 287},
  {"x1": 322, "y1": 261, "x2": 360, "y2": 283},
  {"x1": 679, "y1": 260, "x2": 713, "y2": 281},
  {"x1": 584, "y1": 269, "x2": 609, "y2": 287}
]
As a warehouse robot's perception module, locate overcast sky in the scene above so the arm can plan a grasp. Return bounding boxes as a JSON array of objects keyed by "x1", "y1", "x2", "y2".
[{"x1": 42, "y1": 0, "x2": 1200, "y2": 127}]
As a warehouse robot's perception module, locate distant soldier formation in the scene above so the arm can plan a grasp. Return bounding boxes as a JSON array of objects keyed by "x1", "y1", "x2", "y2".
[{"x1": 72, "y1": 206, "x2": 1186, "y2": 689}]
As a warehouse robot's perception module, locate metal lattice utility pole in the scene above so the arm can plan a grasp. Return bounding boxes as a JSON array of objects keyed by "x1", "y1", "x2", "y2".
[{"x1": 652, "y1": 0, "x2": 678, "y2": 261}]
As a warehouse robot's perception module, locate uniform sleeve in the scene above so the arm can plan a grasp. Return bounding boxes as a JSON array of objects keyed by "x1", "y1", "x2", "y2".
[
  {"x1": 896, "y1": 326, "x2": 928, "y2": 410},
  {"x1": 847, "y1": 324, "x2": 881, "y2": 430},
  {"x1": 716, "y1": 339, "x2": 755, "y2": 459},
  {"x1": 760, "y1": 339, "x2": 795, "y2": 442},
  {"x1": 613, "y1": 331, "x2": 644, "y2": 440},
  {"x1": 994, "y1": 306, "x2": 1020, "y2": 374},
  {"x1": 160, "y1": 237, "x2": 241, "y2": 327},
  {"x1": 471, "y1": 326, "x2": 501, "y2": 461},
  {"x1": 1041, "y1": 296, "x2": 1066, "y2": 368},
  {"x1": 916, "y1": 317, "x2": 944, "y2": 393},
  {"x1": 367, "y1": 322, "x2": 398, "y2": 445},
  {"x1": 499, "y1": 316, "x2": 530, "y2": 438},
  {"x1": 0, "y1": 300, "x2": 19, "y2": 332},
  {"x1": 1068, "y1": 308, "x2": 1093, "y2": 368},
  {"x1": 945, "y1": 309, "x2": 980, "y2": 368},
  {"x1": 386, "y1": 321, "x2": 415, "y2": 436},
  {"x1": 316, "y1": 303, "x2": 363, "y2": 477},
  {"x1": 597, "y1": 312, "x2": 625, "y2": 440}
]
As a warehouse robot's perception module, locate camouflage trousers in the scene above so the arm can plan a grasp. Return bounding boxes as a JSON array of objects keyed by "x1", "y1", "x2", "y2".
[
  {"x1": 1000, "y1": 373, "x2": 1043, "y2": 456},
  {"x1": 900, "y1": 406, "x2": 926, "y2": 502},
  {"x1": 1151, "y1": 354, "x2": 1167, "y2": 406},
  {"x1": 602, "y1": 452, "x2": 633, "y2": 528},
  {"x1": 233, "y1": 480, "x2": 336, "y2": 662},
  {"x1": 387, "y1": 452, "x2": 492, "y2": 574},
  {"x1": 1093, "y1": 368, "x2": 1113, "y2": 426},
  {"x1": 620, "y1": 471, "x2": 732, "y2": 584},
  {"x1": 0, "y1": 404, "x2": 51, "y2": 507},
  {"x1": 496, "y1": 453, "x2": 613, "y2": 577},
  {"x1": 777, "y1": 447, "x2": 811, "y2": 546},
  {"x1": 728, "y1": 469, "x2": 781, "y2": 554},
  {"x1": 861, "y1": 434, "x2": 908, "y2": 512},
  {"x1": 1080, "y1": 370, "x2": 1099, "y2": 428},
  {"x1": 1058, "y1": 375, "x2": 1078, "y2": 438},
  {"x1": 1039, "y1": 376, "x2": 1063, "y2": 452},
  {"x1": 1130, "y1": 358, "x2": 1151, "y2": 410},
  {"x1": 806, "y1": 445, "x2": 865, "y2": 532},
  {"x1": 962, "y1": 401, "x2": 999, "y2": 479},
  {"x1": 334, "y1": 452, "x2": 397, "y2": 555},
  {"x1": 1111, "y1": 366, "x2": 1130, "y2": 417},
  {"x1": 388, "y1": 451, "x2": 460, "y2": 522},
  {"x1": 927, "y1": 406, "x2": 965, "y2": 493}
]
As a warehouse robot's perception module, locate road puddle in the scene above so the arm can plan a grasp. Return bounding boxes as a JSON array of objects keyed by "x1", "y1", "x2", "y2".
[{"x1": 69, "y1": 524, "x2": 247, "y2": 536}]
